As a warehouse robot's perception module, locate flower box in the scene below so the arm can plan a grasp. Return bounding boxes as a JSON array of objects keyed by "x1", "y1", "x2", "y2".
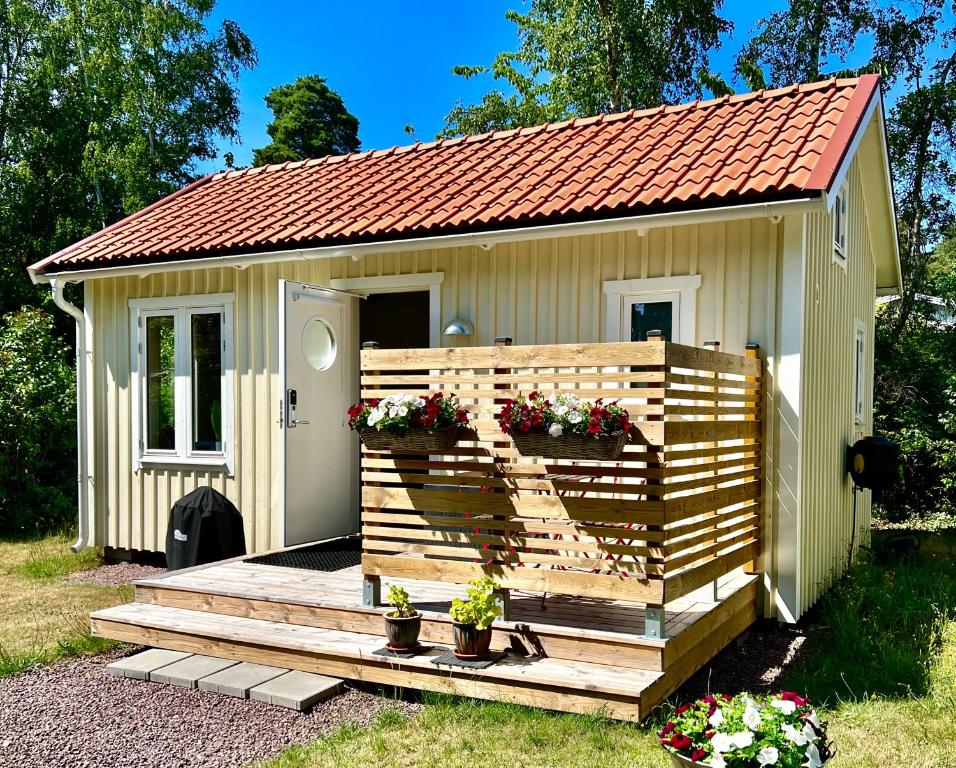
[
  {"x1": 359, "y1": 425, "x2": 460, "y2": 454},
  {"x1": 511, "y1": 429, "x2": 627, "y2": 461}
]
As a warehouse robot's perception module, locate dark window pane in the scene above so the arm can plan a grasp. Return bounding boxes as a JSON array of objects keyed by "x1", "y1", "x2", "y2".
[
  {"x1": 630, "y1": 301, "x2": 673, "y2": 341},
  {"x1": 146, "y1": 315, "x2": 176, "y2": 450},
  {"x1": 191, "y1": 312, "x2": 222, "y2": 452}
]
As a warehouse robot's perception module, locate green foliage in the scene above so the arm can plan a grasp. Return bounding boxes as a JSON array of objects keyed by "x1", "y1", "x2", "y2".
[
  {"x1": 441, "y1": 0, "x2": 732, "y2": 136},
  {"x1": 0, "y1": 309, "x2": 76, "y2": 534},
  {"x1": 14, "y1": 539, "x2": 101, "y2": 580},
  {"x1": 0, "y1": 0, "x2": 256, "y2": 317},
  {"x1": 449, "y1": 577, "x2": 502, "y2": 630},
  {"x1": 781, "y1": 551, "x2": 956, "y2": 702},
  {"x1": 385, "y1": 584, "x2": 417, "y2": 618},
  {"x1": 253, "y1": 75, "x2": 359, "y2": 166}
]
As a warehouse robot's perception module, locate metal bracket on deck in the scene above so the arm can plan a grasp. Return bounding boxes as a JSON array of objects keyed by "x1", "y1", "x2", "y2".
[
  {"x1": 363, "y1": 576, "x2": 381, "y2": 607},
  {"x1": 645, "y1": 606, "x2": 666, "y2": 640}
]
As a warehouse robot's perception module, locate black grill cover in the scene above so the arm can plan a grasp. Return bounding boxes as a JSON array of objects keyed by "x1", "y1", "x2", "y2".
[{"x1": 165, "y1": 487, "x2": 246, "y2": 571}]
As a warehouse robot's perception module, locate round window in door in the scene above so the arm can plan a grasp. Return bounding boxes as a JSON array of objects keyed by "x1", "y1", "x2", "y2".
[{"x1": 302, "y1": 317, "x2": 336, "y2": 371}]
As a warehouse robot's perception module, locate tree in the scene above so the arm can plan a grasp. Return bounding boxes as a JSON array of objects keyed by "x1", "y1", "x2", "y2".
[
  {"x1": 253, "y1": 75, "x2": 359, "y2": 166},
  {"x1": 440, "y1": 0, "x2": 732, "y2": 137},
  {"x1": 0, "y1": 0, "x2": 256, "y2": 317}
]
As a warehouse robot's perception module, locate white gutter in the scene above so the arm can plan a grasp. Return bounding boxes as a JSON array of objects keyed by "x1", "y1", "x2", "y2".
[
  {"x1": 49, "y1": 278, "x2": 90, "y2": 552},
  {"x1": 29, "y1": 197, "x2": 822, "y2": 284}
]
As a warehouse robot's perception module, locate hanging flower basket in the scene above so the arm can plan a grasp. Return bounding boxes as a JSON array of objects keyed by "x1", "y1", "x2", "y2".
[
  {"x1": 659, "y1": 692, "x2": 833, "y2": 768},
  {"x1": 348, "y1": 392, "x2": 469, "y2": 454},
  {"x1": 496, "y1": 391, "x2": 630, "y2": 461}
]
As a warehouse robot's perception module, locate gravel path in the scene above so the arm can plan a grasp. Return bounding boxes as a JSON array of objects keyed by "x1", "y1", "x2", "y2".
[
  {"x1": 0, "y1": 648, "x2": 421, "y2": 768},
  {"x1": 66, "y1": 562, "x2": 165, "y2": 586}
]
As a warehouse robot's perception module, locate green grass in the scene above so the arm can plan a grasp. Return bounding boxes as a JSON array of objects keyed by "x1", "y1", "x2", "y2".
[
  {"x1": 0, "y1": 534, "x2": 131, "y2": 679},
  {"x1": 259, "y1": 549, "x2": 956, "y2": 768}
]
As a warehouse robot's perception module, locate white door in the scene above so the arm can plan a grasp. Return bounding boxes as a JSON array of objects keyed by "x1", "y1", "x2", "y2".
[{"x1": 279, "y1": 280, "x2": 359, "y2": 546}]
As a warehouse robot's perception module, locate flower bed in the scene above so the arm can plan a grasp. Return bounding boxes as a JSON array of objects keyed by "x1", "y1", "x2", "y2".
[
  {"x1": 659, "y1": 692, "x2": 832, "y2": 768},
  {"x1": 495, "y1": 391, "x2": 630, "y2": 460},
  {"x1": 347, "y1": 392, "x2": 469, "y2": 453}
]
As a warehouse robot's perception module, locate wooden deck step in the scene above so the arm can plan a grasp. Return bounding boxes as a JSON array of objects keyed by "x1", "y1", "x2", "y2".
[
  {"x1": 91, "y1": 602, "x2": 662, "y2": 721},
  {"x1": 132, "y1": 564, "x2": 756, "y2": 673}
]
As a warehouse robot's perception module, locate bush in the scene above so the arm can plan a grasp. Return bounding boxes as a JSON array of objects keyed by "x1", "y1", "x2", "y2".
[
  {"x1": 0, "y1": 308, "x2": 76, "y2": 534},
  {"x1": 873, "y1": 306, "x2": 956, "y2": 528}
]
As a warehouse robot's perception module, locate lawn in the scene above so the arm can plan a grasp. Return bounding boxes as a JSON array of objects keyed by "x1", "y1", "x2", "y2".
[
  {"x1": 261, "y1": 551, "x2": 956, "y2": 768},
  {"x1": 0, "y1": 534, "x2": 130, "y2": 677}
]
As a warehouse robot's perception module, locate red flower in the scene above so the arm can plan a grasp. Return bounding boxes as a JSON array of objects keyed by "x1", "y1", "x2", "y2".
[
  {"x1": 529, "y1": 391, "x2": 540, "y2": 401},
  {"x1": 692, "y1": 749, "x2": 707, "y2": 762},
  {"x1": 702, "y1": 695, "x2": 718, "y2": 706},
  {"x1": 705, "y1": 731, "x2": 715, "y2": 740},
  {"x1": 519, "y1": 419, "x2": 532, "y2": 433},
  {"x1": 587, "y1": 419, "x2": 602, "y2": 435},
  {"x1": 658, "y1": 722, "x2": 676, "y2": 738},
  {"x1": 669, "y1": 734, "x2": 692, "y2": 751},
  {"x1": 456, "y1": 408, "x2": 469, "y2": 424},
  {"x1": 674, "y1": 703, "x2": 691, "y2": 715},
  {"x1": 782, "y1": 691, "x2": 809, "y2": 707},
  {"x1": 721, "y1": 694, "x2": 733, "y2": 701}
]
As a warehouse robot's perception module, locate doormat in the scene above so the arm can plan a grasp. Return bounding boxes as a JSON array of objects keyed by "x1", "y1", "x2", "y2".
[
  {"x1": 430, "y1": 650, "x2": 508, "y2": 670},
  {"x1": 246, "y1": 537, "x2": 361, "y2": 571}
]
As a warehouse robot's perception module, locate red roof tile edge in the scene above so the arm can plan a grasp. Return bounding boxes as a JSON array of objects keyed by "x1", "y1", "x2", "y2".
[{"x1": 31, "y1": 76, "x2": 882, "y2": 276}]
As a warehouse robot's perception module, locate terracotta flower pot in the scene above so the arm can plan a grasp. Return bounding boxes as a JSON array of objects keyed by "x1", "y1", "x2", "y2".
[
  {"x1": 452, "y1": 622, "x2": 493, "y2": 660},
  {"x1": 384, "y1": 611, "x2": 422, "y2": 652}
]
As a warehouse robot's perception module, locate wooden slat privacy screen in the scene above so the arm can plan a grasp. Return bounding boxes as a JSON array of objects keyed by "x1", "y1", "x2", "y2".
[{"x1": 360, "y1": 341, "x2": 761, "y2": 607}]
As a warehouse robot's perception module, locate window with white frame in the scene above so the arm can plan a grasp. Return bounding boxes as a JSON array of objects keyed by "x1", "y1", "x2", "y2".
[
  {"x1": 853, "y1": 320, "x2": 866, "y2": 426},
  {"x1": 130, "y1": 294, "x2": 234, "y2": 471},
  {"x1": 833, "y1": 183, "x2": 848, "y2": 266}
]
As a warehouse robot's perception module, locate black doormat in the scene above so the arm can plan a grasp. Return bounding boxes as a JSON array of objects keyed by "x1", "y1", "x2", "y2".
[{"x1": 245, "y1": 537, "x2": 361, "y2": 571}]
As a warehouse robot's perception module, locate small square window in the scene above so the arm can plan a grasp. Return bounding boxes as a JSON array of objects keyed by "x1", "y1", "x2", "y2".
[{"x1": 833, "y1": 185, "x2": 848, "y2": 266}]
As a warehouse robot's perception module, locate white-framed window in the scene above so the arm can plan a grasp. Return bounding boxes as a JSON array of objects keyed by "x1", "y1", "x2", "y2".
[
  {"x1": 853, "y1": 319, "x2": 866, "y2": 426},
  {"x1": 833, "y1": 183, "x2": 848, "y2": 267},
  {"x1": 130, "y1": 293, "x2": 235, "y2": 473},
  {"x1": 603, "y1": 274, "x2": 701, "y2": 344}
]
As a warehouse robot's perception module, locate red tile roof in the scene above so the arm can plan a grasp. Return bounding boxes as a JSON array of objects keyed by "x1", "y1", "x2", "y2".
[{"x1": 33, "y1": 75, "x2": 880, "y2": 274}]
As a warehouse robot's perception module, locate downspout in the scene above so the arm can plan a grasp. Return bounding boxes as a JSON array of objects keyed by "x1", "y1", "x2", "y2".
[{"x1": 49, "y1": 277, "x2": 90, "y2": 552}]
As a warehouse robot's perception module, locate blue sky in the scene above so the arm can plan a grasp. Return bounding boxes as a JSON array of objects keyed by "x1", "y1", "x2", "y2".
[{"x1": 202, "y1": 0, "x2": 805, "y2": 171}]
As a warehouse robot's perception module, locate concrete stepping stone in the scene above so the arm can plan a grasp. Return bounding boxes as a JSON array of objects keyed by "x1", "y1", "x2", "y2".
[
  {"x1": 198, "y1": 662, "x2": 286, "y2": 698},
  {"x1": 249, "y1": 671, "x2": 344, "y2": 711},
  {"x1": 149, "y1": 654, "x2": 238, "y2": 688},
  {"x1": 107, "y1": 648, "x2": 192, "y2": 680}
]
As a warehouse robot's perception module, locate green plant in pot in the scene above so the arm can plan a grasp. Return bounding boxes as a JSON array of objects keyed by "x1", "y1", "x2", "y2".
[
  {"x1": 449, "y1": 576, "x2": 502, "y2": 660},
  {"x1": 383, "y1": 584, "x2": 422, "y2": 652}
]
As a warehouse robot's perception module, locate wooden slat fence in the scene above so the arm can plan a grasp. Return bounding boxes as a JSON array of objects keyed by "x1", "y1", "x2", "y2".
[{"x1": 360, "y1": 341, "x2": 761, "y2": 611}]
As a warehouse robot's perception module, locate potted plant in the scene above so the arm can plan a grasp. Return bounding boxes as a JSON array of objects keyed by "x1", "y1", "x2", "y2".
[
  {"x1": 382, "y1": 584, "x2": 422, "y2": 652},
  {"x1": 495, "y1": 391, "x2": 630, "y2": 460},
  {"x1": 659, "y1": 691, "x2": 833, "y2": 768},
  {"x1": 347, "y1": 391, "x2": 469, "y2": 453},
  {"x1": 448, "y1": 576, "x2": 502, "y2": 660}
]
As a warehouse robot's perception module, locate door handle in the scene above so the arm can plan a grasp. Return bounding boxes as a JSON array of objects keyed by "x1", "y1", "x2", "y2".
[{"x1": 286, "y1": 388, "x2": 310, "y2": 428}]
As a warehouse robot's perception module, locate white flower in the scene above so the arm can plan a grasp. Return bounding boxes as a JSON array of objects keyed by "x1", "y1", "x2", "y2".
[
  {"x1": 567, "y1": 410, "x2": 583, "y2": 424},
  {"x1": 802, "y1": 723, "x2": 817, "y2": 743},
  {"x1": 782, "y1": 723, "x2": 809, "y2": 746},
  {"x1": 757, "y1": 747, "x2": 779, "y2": 766},
  {"x1": 367, "y1": 407, "x2": 385, "y2": 426},
  {"x1": 553, "y1": 404, "x2": 569, "y2": 416},
  {"x1": 708, "y1": 708, "x2": 724, "y2": 728},
  {"x1": 742, "y1": 703, "x2": 762, "y2": 730},
  {"x1": 548, "y1": 423, "x2": 563, "y2": 437},
  {"x1": 806, "y1": 711, "x2": 822, "y2": 729},
  {"x1": 709, "y1": 756, "x2": 726, "y2": 768},
  {"x1": 731, "y1": 731, "x2": 754, "y2": 749},
  {"x1": 396, "y1": 406, "x2": 408, "y2": 417},
  {"x1": 711, "y1": 733, "x2": 733, "y2": 754},
  {"x1": 771, "y1": 698, "x2": 797, "y2": 715},
  {"x1": 802, "y1": 743, "x2": 823, "y2": 768}
]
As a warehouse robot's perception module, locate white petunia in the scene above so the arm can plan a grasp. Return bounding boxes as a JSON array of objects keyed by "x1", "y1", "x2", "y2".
[
  {"x1": 396, "y1": 406, "x2": 408, "y2": 418},
  {"x1": 742, "y1": 703, "x2": 762, "y2": 730},
  {"x1": 802, "y1": 723, "x2": 817, "y2": 743},
  {"x1": 771, "y1": 699, "x2": 797, "y2": 715},
  {"x1": 548, "y1": 423, "x2": 563, "y2": 437},
  {"x1": 708, "y1": 708, "x2": 724, "y2": 728},
  {"x1": 367, "y1": 407, "x2": 385, "y2": 427},
  {"x1": 802, "y1": 743, "x2": 823, "y2": 768},
  {"x1": 567, "y1": 410, "x2": 584, "y2": 424},
  {"x1": 553, "y1": 404, "x2": 569, "y2": 416},
  {"x1": 710, "y1": 733, "x2": 733, "y2": 754},
  {"x1": 757, "y1": 747, "x2": 779, "y2": 766},
  {"x1": 731, "y1": 731, "x2": 754, "y2": 749},
  {"x1": 709, "y1": 755, "x2": 726, "y2": 768},
  {"x1": 782, "y1": 724, "x2": 809, "y2": 746},
  {"x1": 806, "y1": 711, "x2": 822, "y2": 729}
]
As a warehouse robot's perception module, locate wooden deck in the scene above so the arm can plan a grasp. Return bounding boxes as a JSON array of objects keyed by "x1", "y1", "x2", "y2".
[{"x1": 92, "y1": 550, "x2": 757, "y2": 721}]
